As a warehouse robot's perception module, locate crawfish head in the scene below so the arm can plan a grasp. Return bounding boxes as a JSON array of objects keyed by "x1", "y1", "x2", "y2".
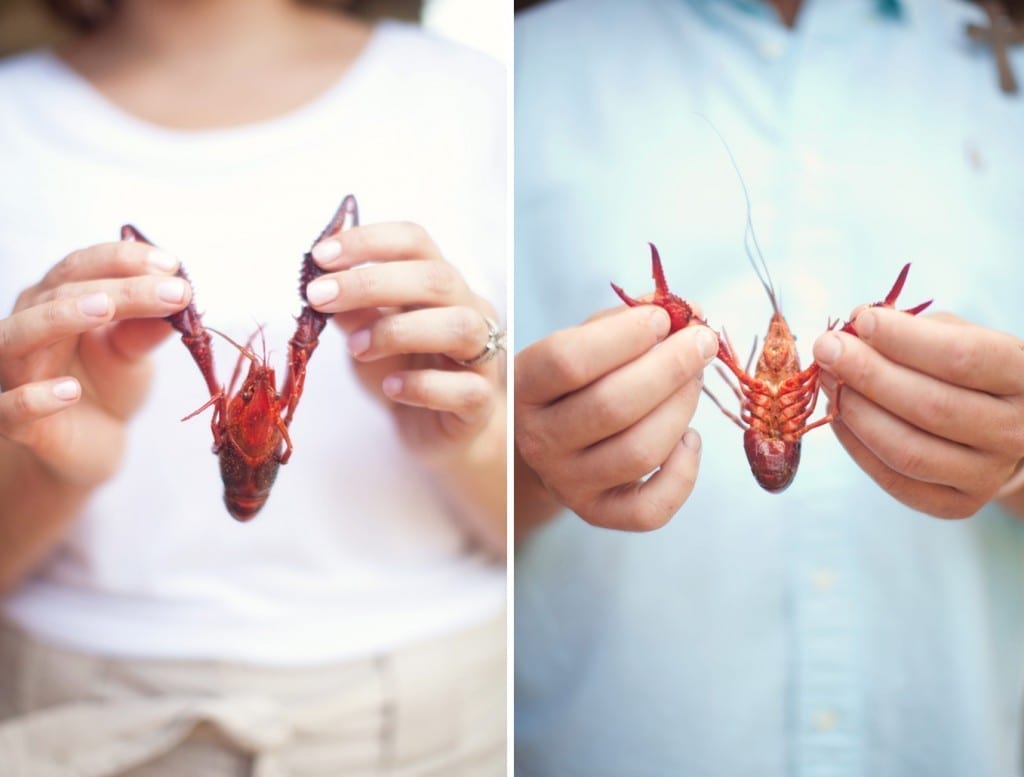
[{"x1": 756, "y1": 313, "x2": 800, "y2": 377}]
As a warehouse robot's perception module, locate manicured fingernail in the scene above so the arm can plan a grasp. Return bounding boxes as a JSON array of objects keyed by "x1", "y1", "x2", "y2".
[
  {"x1": 78, "y1": 292, "x2": 110, "y2": 317},
  {"x1": 815, "y1": 332, "x2": 842, "y2": 366},
  {"x1": 854, "y1": 309, "x2": 876, "y2": 338},
  {"x1": 147, "y1": 248, "x2": 179, "y2": 272},
  {"x1": 695, "y1": 329, "x2": 718, "y2": 362},
  {"x1": 156, "y1": 277, "x2": 187, "y2": 304},
  {"x1": 683, "y1": 428, "x2": 701, "y2": 452},
  {"x1": 306, "y1": 278, "x2": 338, "y2": 306},
  {"x1": 311, "y1": 240, "x2": 342, "y2": 263},
  {"x1": 382, "y1": 375, "x2": 403, "y2": 397},
  {"x1": 348, "y1": 329, "x2": 371, "y2": 356},
  {"x1": 52, "y1": 379, "x2": 79, "y2": 401}
]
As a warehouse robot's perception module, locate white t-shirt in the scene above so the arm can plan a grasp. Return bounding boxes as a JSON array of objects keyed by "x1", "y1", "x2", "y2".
[{"x1": 0, "y1": 21, "x2": 506, "y2": 665}]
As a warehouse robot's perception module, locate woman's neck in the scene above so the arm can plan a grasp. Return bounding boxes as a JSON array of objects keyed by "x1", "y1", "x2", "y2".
[{"x1": 58, "y1": 1, "x2": 373, "y2": 130}]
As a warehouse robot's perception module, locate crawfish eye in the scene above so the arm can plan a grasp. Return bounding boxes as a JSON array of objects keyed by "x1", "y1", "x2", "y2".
[{"x1": 242, "y1": 387, "x2": 253, "y2": 402}]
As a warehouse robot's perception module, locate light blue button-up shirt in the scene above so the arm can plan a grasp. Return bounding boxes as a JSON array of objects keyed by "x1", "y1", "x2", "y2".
[{"x1": 515, "y1": 1, "x2": 1024, "y2": 775}]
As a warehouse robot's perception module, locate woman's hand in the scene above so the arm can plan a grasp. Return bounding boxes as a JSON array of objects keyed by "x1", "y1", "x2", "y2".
[
  {"x1": 515, "y1": 306, "x2": 715, "y2": 535},
  {"x1": 306, "y1": 222, "x2": 504, "y2": 463},
  {"x1": 0, "y1": 240, "x2": 191, "y2": 487},
  {"x1": 305, "y1": 221, "x2": 506, "y2": 553},
  {"x1": 813, "y1": 308, "x2": 1024, "y2": 518}
]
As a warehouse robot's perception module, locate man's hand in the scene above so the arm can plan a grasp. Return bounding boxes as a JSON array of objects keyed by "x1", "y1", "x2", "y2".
[
  {"x1": 516, "y1": 306, "x2": 716, "y2": 533},
  {"x1": 813, "y1": 308, "x2": 1024, "y2": 518}
]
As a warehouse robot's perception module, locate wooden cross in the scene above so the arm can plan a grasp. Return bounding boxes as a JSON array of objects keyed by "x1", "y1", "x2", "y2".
[{"x1": 967, "y1": 1, "x2": 1024, "y2": 95}]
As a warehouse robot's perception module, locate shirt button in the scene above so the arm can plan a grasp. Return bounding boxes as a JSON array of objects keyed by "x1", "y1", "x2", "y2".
[
  {"x1": 759, "y1": 40, "x2": 784, "y2": 61},
  {"x1": 812, "y1": 568, "x2": 835, "y2": 590},
  {"x1": 815, "y1": 709, "x2": 839, "y2": 731},
  {"x1": 801, "y1": 149, "x2": 825, "y2": 172}
]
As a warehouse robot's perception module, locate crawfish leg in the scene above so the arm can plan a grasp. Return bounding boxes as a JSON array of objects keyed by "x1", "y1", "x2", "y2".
[{"x1": 281, "y1": 195, "x2": 359, "y2": 426}]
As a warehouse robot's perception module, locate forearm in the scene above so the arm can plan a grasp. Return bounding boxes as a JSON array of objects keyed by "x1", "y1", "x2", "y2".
[
  {"x1": 429, "y1": 393, "x2": 507, "y2": 558},
  {"x1": 514, "y1": 446, "x2": 564, "y2": 543},
  {"x1": 0, "y1": 439, "x2": 89, "y2": 594}
]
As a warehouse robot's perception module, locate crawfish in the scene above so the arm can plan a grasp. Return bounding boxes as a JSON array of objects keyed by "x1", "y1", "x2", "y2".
[
  {"x1": 612, "y1": 131, "x2": 931, "y2": 490},
  {"x1": 613, "y1": 243, "x2": 931, "y2": 492},
  {"x1": 121, "y1": 195, "x2": 359, "y2": 520}
]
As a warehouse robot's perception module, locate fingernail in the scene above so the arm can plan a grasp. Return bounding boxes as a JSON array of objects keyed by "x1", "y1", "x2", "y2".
[
  {"x1": 52, "y1": 379, "x2": 79, "y2": 401},
  {"x1": 815, "y1": 332, "x2": 842, "y2": 366},
  {"x1": 156, "y1": 277, "x2": 187, "y2": 304},
  {"x1": 147, "y1": 248, "x2": 179, "y2": 272},
  {"x1": 695, "y1": 329, "x2": 718, "y2": 362},
  {"x1": 78, "y1": 292, "x2": 110, "y2": 317},
  {"x1": 854, "y1": 309, "x2": 876, "y2": 338},
  {"x1": 306, "y1": 278, "x2": 338, "y2": 306},
  {"x1": 348, "y1": 329, "x2": 371, "y2": 356},
  {"x1": 648, "y1": 307, "x2": 670, "y2": 333},
  {"x1": 382, "y1": 375, "x2": 403, "y2": 397},
  {"x1": 311, "y1": 240, "x2": 342, "y2": 264},
  {"x1": 683, "y1": 428, "x2": 701, "y2": 452}
]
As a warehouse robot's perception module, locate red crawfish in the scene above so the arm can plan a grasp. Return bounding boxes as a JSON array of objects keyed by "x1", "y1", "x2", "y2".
[
  {"x1": 121, "y1": 195, "x2": 359, "y2": 520},
  {"x1": 612, "y1": 245, "x2": 931, "y2": 492}
]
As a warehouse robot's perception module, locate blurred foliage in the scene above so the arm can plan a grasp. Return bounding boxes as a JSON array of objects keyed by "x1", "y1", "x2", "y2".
[{"x1": 0, "y1": 0, "x2": 423, "y2": 56}]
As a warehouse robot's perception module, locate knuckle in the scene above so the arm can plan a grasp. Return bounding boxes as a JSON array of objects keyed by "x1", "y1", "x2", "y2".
[
  {"x1": 452, "y1": 307, "x2": 483, "y2": 346},
  {"x1": 589, "y1": 384, "x2": 632, "y2": 433},
  {"x1": 14, "y1": 287, "x2": 36, "y2": 312},
  {"x1": 945, "y1": 340, "x2": 976, "y2": 382},
  {"x1": 42, "y1": 299, "x2": 66, "y2": 328},
  {"x1": 889, "y1": 443, "x2": 928, "y2": 479},
  {"x1": 422, "y1": 261, "x2": 457, "y2": 300},
  {"x1": 631, "y1": 494, "x2": 674, "y2": 532},
  {"x1": 461, "y1": 375, "x2": 492, "y2": 412},
  {"x1": 376, "y1": 315, "x2": 402, "y2": 348},
  {"x1": 620, "y1": 434, "x2": 661, "y2": 476},
  {"x1": 515, "y1": 422, "x2": 550, "y2": 468},
  {"x1": 915, "y1": 389, "x2": 953, "y2": 426},
  {"x1": 113, "y1": 241, "x2": 138, "y2": 269},
  {"x1": 542, "y1": 338, "x2": 588, "y2": 392},
  {"x1": 11, "y1": 385, "x2": 37, "y2": 419},
  {"x1": 400, "y1": 221, "x2": 432, "y2": 249},
  {"x1": 350, "y1": 268, "x2": 379, "y2": 302},
  {"x1": 44, "y1": 253, "x2": 76, "y2": 285}
]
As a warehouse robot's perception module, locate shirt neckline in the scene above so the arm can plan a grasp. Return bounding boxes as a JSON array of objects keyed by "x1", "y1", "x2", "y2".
[{"x1": 17, "y1": 20, "x2": 399, "y2": 168}]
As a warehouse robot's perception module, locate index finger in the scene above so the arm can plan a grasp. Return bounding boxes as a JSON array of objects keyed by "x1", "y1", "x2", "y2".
[
  {"x1": 515, "y1": 306, "x2": 671, "y2": 405},
  {"x1": 311, "y1": 222, "x2": 443, "y2": 270},
  {"x1": 40, "y1": 241, "x2": 180, "y2": 289},
  {"x1": 851, "y1": 307, "x2": 1024, "y2": 396}
]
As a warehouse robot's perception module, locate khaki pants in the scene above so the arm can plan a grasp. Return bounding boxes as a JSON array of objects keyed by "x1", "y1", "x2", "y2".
[{"x1": 0, "y1": 615, "x2": 505, "y2": 777}]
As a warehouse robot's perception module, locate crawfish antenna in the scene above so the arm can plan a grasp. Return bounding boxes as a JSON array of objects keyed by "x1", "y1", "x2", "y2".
[
  {"x1": 695, "y1": 115, "x2": 779, "y2": 314},
  {"x1": 207, "y1": 326, "x2": 260, "y2": 366}
]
